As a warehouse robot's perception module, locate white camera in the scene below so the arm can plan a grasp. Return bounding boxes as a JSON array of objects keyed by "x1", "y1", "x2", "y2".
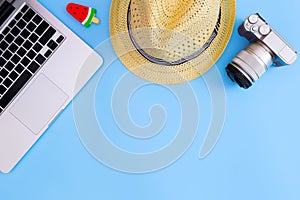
[{"x1": 226, "y1": 13, "x2": 297, "y2": 89}]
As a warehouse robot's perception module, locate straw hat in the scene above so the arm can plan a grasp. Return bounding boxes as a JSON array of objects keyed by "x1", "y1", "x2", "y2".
[{"x1": 110, "y1": 0, "x2": 236, "y2": 84}]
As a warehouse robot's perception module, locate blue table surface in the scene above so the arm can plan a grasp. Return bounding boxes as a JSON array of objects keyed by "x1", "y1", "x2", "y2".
[{"x1": 1, "y1": 0, "x2": 300, "y2": 199}]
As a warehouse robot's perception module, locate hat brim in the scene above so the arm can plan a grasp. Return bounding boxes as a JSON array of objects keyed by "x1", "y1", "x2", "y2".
[{"x1": 110, "y1": 0, "x2": 236, "y2": 84}]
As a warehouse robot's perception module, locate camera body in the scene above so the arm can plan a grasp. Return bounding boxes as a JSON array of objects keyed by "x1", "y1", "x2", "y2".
[{"x1": 226, "y1": 13, "x2": 297, "y2": 89}]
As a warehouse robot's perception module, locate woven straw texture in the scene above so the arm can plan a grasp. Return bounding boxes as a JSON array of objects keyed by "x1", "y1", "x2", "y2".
[{"x1": 110, "y1": 0, "x2": 236, "y2": 84}]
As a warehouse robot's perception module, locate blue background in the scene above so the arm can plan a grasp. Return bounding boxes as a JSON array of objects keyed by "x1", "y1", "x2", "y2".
[{"x1": 1, "y1": 0, "x2": 300, "y2": 199}]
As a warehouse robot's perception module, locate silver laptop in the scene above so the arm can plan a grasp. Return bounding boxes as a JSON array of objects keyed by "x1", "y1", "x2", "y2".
[{"x1": 0, "y1": 0, "x2": 103, "y2": 173}]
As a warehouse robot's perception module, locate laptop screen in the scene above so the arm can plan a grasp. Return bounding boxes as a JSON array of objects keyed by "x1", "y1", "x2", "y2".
[{"x1": 0, "y1": 0, "x2": 16, "y2": 26}]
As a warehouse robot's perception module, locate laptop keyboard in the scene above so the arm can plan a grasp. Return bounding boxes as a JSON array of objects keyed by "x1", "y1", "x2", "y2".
[{"x1": 0, "y1": 3, "x2": 65, "y2": 114}]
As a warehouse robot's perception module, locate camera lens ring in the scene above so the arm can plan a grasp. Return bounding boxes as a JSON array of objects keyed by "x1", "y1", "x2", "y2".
[
  {"x1": 226, "y1": 41, "x2": 274, "y2": 89},
  {"x1": 226, "y1": 63, "x2": 253, "y2": 89}
]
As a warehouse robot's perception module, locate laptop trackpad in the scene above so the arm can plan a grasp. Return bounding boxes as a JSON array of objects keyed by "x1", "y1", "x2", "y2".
[{"x1": 10, "y1": 74, "x2": 68, "y2": 135}]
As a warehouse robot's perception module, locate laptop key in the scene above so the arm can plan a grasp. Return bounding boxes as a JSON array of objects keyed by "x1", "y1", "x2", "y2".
[
  {"x1": 8, "y1": 43, "x2": 18, "y2": 52},
  {"x1": 9, "y1": 71, "x2": 18, "y2": 80},
  {"x1": 27, "y1": 50, "x2": 36, "y2": 59},
  {"x1": 28, "y1": 61, "x2": 40, "y2": 73},
  {"x1": 11, "y1": 54, "x2": 21, "y2": 64},
  {"x1": 15, "y1": 64, "x2": 25, "y2": 74},
  {"x1": 23, "y1": 8, "x2": 35, "y2": 21},
  {"x1": 5, "y1": 33, "x2": 14, "y2": 43},
  {"x1": 8, "y1": 19, "x2": 17, "y2": 28},
  {"x1": 35, "y1": 21, "x2": 49, "y2": 35},
  {"x1": 4, "y1": 61, "x2": 15, "y2": 71},
  {"x1": 0, "y1": 69, "x2": 9, "y2": 78},
  {"x1": 56, "y1": 35, "x2": 65, "y2": 43},
  {"x1": 21, "y1": 5, "x2": 29, "y2": 13},
  {"x1": 0, "y1": 57, "x2": 6, "y2": 67},
  {"x1": 35, "y1": 54, "x2": 46, "y2": 65},
  {"x1": 20, "y1": 29, "x2": 30, "y2": 39},
  {"x1": 0, "y1": 85, "x2": 6, "y2": 95},
  {"x1": 47, "y1": 40, "x2": 58, "y2": 50},
  {"x1": 3, "y1": 50, "x2": 12, "y2": 60},
  {"x1": 0, "y1": 34, "x2": 4, "y2": 41},
  {"x1": 21, "y1": 57, "x2": 30, "y2": 67},
  {"x1": 3, "y1": 78, "x2": 13, "y2": 88},
  {"x1": 32, "y1": 15, "x2": 42, "y2": 25},
  {"x1": 0, "y1": 40, "x2": 9, "y2": 50},
  {"x1": 0, "y1": 70, "x2": 32, "y2": 109},
  {"x1": 17, "y1": 47, "x2": 26, "y2": 57},
  {"x1": 15, "y1": 12, "x2": 23, "y2": 21},
  {"x1": 2, "y1": 27, "x2": 10, "y2": 35},
  {"x1": 11, "y1": 27, "x2": 20, "y2": 36},
  {"x1": 33, "y1": 43, "x2": 42, "y2": 52},
  {"x1": 15, "y1": 36, "x2": 25, "y2": 46},
  {"x1": 26, "y1": 22, "x2": 37, "y2": 32},
  {"x1": 44, "y1": 50, "x2": 52, "y2": 58},
  {"x1": 23, "y1": 40, "x2": 33, "y2": 50},
  {"x1": 29, "y1": 33, "x2": 39, "y2": 43},
  {"x1": 16, "y1": 19, "x2": 26, "y2": 29},
  {"x1": 39, "y1": 27, "x2": 56, "y2": 45}
]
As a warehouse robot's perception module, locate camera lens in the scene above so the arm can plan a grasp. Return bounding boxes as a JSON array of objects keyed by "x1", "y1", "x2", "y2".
[
  {"x1": 226, "y1": 64, "x2": 252, "y2": 89},
  {"x1": 226, "y1": 41, "x2": 274, "y2": 89}
]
